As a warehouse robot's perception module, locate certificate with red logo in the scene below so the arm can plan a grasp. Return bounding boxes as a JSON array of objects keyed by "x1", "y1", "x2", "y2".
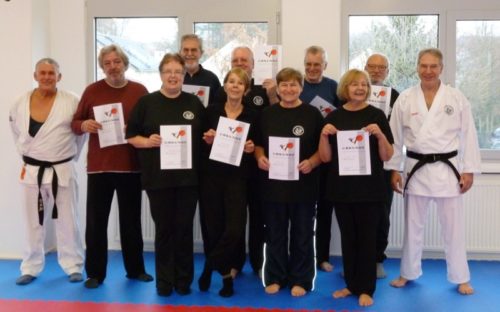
[
  {"x1": 93, "y1": 103, "x2": 126, "y2": 148},
  {"x1": 209, "y1": 117, "x2": 250, "y2": 166},
  {"x1": 268, "y1": 136, "x2": 300, "y2": 181},
  {"x1": 310, "y1": 95, "x2": 335, "y2": 118},
  {"x1": 367, "y1": 85, "x2": 392, "y2": 118},
  {"x1": 254, "y1": 45, "x2": 282, "y2": 85},
  {"x1": 182, "y1": 84, "x2": 210, "y2": 107},
  {"x1": 160, "y1": 125, "x2": 192, "y2": 170},
  {"x1": 337, "y1": 130, "x2": 371, "y2": 176}
]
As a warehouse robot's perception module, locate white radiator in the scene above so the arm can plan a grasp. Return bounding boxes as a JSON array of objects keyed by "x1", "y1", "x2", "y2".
[
  {"x1": 111, "y1": 176, "x2": 500, "y2": 260},
  {"x1": 386, "y1": 177, "x2": 500, "y2": 260}
]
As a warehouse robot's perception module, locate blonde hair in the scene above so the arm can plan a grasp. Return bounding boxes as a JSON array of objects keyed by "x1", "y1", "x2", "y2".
[
  {"x1": 337, "y1": 69, "x2": 371, "y2": 102},
  {"x1": 223, "y1": 67, "x2": 251, "y2": 92}
]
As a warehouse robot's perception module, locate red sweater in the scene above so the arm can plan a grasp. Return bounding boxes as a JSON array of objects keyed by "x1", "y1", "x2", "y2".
[{"x1": 71, "y1": 80, "x2": 148, "y2": 173}]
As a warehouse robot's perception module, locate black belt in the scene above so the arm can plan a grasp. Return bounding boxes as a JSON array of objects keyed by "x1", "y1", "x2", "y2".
[
  {"x1": 22, "y1": 156, "x2": 73, "y2": 225},
  {"x1": 404, "y1": 150, "x2": 460, "y2": 194}
]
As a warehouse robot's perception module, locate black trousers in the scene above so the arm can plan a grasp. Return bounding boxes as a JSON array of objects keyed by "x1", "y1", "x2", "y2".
[
  {"x1": 335, "y1": 202, "x2": 380, "y2": 296},
  {"x1": 233, "y1": 176, "x2": 265, "y2": 273},
  {"x1": 85, "y1": 173, "x2": 146, "y2": 282},
  {"x1": 376, "y1": 169, "x2": 394, "y2": 263},
  {"x1": 199, "y1": 175, "x2": 247, "y2": 275},
  {"x1": 263, "y1": 202, "x2": 315, "y2": 290},
  {"x1": 314, "y1": 164, "x2": 335, "y2": 264},
  {"x1": 146, "y1": 186, "x2": 197, "y2": 293}
]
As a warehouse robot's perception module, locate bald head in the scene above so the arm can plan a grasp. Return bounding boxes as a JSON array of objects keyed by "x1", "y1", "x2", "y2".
[{"x1": 365, "y1": 53, "x2": 389, "y2": 85}]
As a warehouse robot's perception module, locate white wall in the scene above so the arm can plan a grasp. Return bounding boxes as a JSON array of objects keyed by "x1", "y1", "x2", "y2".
[{"x1": 0, "y1": 0, "x2": 87, "y2": 259}]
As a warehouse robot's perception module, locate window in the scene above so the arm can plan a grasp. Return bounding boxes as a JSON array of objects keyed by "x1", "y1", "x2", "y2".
[
  {"x1": 348, "y1": 15, "x2": 439, "y2": 92},
  {"x1": 194, "y1": 22, "x2": 268, "y2": 82},
  {"x1": 455, "y1": 20, "x2": 500, "y2": 151},
  {"x1": 95, "y1": 17, "x2": 179, "y2": 92}
]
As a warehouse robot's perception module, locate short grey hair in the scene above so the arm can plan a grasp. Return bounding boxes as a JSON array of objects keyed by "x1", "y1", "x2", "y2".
[
  {"x1": 180, "y1": 34, "x2": 204, "y2": 53},
  {"x1": 35, "y1": 58, "x2": 60, "y2": 72},
  {"x1": 98, "y1": 44, "x2": 129, "y2": 70},
  {"x1": 304, "y1": 45, "x2": 328, "y2": 64}
]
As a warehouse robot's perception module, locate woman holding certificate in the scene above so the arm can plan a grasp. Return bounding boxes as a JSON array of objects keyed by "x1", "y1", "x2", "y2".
[
  {"x1": 318, "y1": 69, "x2": 393, "y2": 307},
  {"x1": 126, "y1": 53, "x2": 206, "y2": 297},
  {"x1": 198, "y1": 67, "x2": 257, "y2": 297},
  {"x1": 254, "y1": 68, "x2": 323, "y2": 297}
]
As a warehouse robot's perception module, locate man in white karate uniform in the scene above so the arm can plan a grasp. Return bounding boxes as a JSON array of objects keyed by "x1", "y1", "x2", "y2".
[
  {"x1": 385, "y1": 48, "x2": 481, "y2": 295},
  {"x1": 9, "y1": 58, "x2": 85, "y2": 285}
]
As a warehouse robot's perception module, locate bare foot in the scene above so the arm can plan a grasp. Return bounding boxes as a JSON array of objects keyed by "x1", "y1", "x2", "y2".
[
  {"x1": 230, "y1": 268, "x2": 239, "y2": 279},
  {"x1": 458, "y1": 282, "x2": 474, "y2": 295},
  {"x1": 319, "y1": 261, "x2": 333, "y2": 272},
  {"x1": 359, "y1": 294, "x2": 374, "y2": 306},
  {"x1": 291, "y1": 285, "x2": 306, "y2": 297},
  {"x1": 265, "y1": 283, "x2": 280, "y2": 294},
  {"x1": 390, "y1": 276, "x2": 409, "y2": 288},
  {"x1": 332, "y1": 288, "x2": 352, "y2": 299}
]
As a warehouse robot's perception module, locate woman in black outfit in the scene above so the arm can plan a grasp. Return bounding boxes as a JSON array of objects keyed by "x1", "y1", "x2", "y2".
[{"x1": 318, "y1": 69, "x2": 393, "y2": 307}]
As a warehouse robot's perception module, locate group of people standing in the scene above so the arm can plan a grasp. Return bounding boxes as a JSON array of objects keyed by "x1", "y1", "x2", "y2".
[{"x1": 9, "y1": 32, "x2": 481, "y2": 308}]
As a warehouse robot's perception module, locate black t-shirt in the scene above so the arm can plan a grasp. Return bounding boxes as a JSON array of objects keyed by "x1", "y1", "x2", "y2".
[
  {"x1": 324, "y1": 105, "x2": 394, "y2": 203},
  {"x1": 213, "y1": 79, "x2": 270, "y2": 111},
  {"x1": 201, "y1": 104, "x2": 258, "y2": 178},
  {"x1": 255, "y1": 103, "x2": 324, "y2": 203},
  {"x1": 126, "y1": 91, "x2": 206, "y2": 190}
]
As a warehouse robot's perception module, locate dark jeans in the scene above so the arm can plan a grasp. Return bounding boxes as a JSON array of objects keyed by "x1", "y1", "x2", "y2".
[{"x1": 85, "y1": 173, "x2": 146, "y2": 282}]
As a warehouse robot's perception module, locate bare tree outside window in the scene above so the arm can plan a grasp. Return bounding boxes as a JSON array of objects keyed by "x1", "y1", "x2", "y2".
[
  {"x1": 349, "y1": 15, "x2": 438, "y2": 92},
  {"x1": 195, "y1": 22, "x2": 268, "y2": 82},
  {"x1": 95, "y1": 17, "x2": 179, "y2": 91},
  {"x1": 456, "y1": 20, "x2": 500, "y2": 150}
]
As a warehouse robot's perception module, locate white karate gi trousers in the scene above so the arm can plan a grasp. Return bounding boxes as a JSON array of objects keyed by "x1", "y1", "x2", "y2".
[
  {"x1": 20, "y1": 178, "x2": 84, "y2": 276},
  {"x1": 400, "y1": 194, "x2": 470, "y2": 284}
]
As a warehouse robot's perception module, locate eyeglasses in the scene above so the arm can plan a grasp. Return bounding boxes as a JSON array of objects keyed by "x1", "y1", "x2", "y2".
[
  {"x1": 161, "y1": 70, "x2": 184, "y2": 76},
  {"x1": 366, "y1": 64, "x2": 388, "y2": 71}
]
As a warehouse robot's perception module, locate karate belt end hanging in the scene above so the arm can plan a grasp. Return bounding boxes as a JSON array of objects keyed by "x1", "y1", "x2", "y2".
[{"x1": 23, "y1": 155, "x2": 73, "y2": 225}]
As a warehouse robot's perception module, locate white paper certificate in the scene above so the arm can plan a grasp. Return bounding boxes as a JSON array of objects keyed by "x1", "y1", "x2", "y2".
[
  {"x1": 209, "y1": 117, "x2": 250, "y2": 166},
  {"x1": 310, "y1": 95, "x2": 336, "y2": 118},
  {"x1": 160, "y1": 125, "x2": 192, "y2": 170},
  {"x1": 367, "y1": 85, "x2": 392, "y2": 118},
  {"x1": 182, "y1": 84, "x2": 210, "y2": 107},
  {"x1": 268, "y1": 136, "x2": 299, "y2": 181},
  {"x1": 337, "y1": 130, "x2": 371, "y2": 176},
  {"x1": 253, "y1": 45, "x2": 282, "y2": 85},
  {"x1": 93, "y1": 103, "x2": 127, "y2": 148}
]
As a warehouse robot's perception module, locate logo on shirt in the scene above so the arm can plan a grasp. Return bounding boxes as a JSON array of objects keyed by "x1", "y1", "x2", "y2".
[
  {"x1": 280, "y1": 142, "x2": 294, "y2": 151},
  {"x1": 183, "y1": 111, "x2": 195, "y2": 120},
  {"x1": 444, "y1": 105, "x2": 454, "y2": 116},
  {"x1": 253, "y1": 96, "x2": 264, "y2": 106},
  {"x1": 292, "y1": 125, "x2": 305, "y2": 136}
]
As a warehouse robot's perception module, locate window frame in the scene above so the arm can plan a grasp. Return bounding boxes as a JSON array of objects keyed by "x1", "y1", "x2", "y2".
[{"x1": 342, "y1": 2, "x2": 500, "y2": 170}]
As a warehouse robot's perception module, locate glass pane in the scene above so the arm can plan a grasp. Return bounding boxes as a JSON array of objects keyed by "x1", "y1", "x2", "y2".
[
  {"x1": 95, "y1": 17, "x2": 179, "y2": 91},
  {"x1": 349, "y1": 15, "x2": 438, "y2": 92},
  {"x1": 456, "y1": 20, "x2": 500, "y2": 150},
  {"x1": 194, "y1": 22, "x2": 268, "y2": 82}
]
